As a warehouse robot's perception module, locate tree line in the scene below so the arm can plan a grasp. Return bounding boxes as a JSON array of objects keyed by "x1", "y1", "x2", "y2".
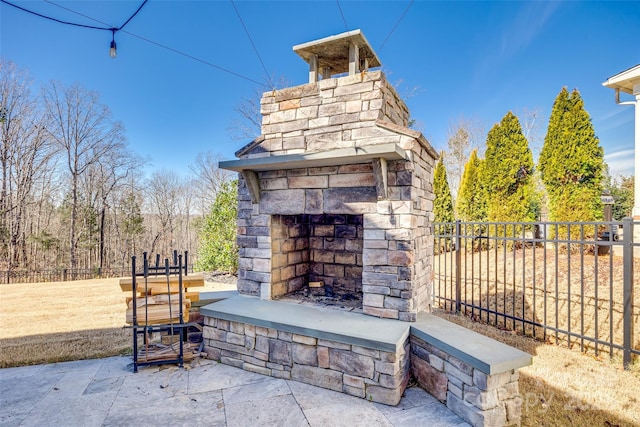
[
  {"x1": 1, "y1": 60, "x2": 232, "y2": 274},
  {"x1": 434, "y1": 87, "x2": 634, "y2": 233},
  {"x1": 4, "y1": 57, "x2": 634, "y2": 275}
]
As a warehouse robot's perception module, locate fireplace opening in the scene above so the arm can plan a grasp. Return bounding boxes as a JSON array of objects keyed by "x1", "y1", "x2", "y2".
[{"x1": 271, "y1": 214, "x2": 363, "y2": 310}]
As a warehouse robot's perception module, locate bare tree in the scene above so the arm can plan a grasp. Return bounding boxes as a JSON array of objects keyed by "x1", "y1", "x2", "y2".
[
  {"x1": 80, "y1": 149, "x2": 142, "y2": 271},
  {"x1": 145, "y1": 169, "x2": 183, "y2": 257},
  {"x1": 226, "y1": 75, "x2": 289, "y2": 141},
  {"x1": 518, "y1": 107, "x2": 544, "y2": 156},
  {"x1": 0, "y1": 60, "x2": 57, "y2": 270},
  {"x1": 177, "y1": 178, "x2": 195, "y2": 256},
  {"x1": 42, "y1": 81, "x2": 126, "y2": 271},
  {"x1": 443, "y1": 117, "x2": 485, "y2": 200},
  {"x1": 189, "y1": 151, "x2": 234, "y2": 214}
]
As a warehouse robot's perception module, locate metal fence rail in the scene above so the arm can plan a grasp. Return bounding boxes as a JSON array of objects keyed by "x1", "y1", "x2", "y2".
[
  {"x1": 433, "y1": 218, "x2": 638, "y2": 369},
  {"x1": 0, "y1": 264, "x2": 195, "y2": 284}
]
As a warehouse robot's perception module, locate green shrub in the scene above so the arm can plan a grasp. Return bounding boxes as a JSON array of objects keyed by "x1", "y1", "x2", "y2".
[{"x1": 196, "y1": 180, "x2": 238, "y2": 273}]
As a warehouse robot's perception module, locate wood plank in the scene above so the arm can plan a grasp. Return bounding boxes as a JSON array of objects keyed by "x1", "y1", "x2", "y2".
[
  {"x1": 126, "y1": 295, "x2": 191, "y2": 309},
  {"x1": 119, "y1": 274, "x2": 205, "y2": 292},
  {"x1": 185, "y1": 291, "x2": 200, "y2": 302},
  {"x1": 126, "y1": 303, "x2": 189, "y2": 324},
  {"x1": 137, "y1": 342, "x2": 199, "y2": 362}
]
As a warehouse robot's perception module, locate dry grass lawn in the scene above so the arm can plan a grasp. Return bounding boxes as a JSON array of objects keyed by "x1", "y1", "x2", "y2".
[
  {"x1": 0, "y1": 277, "x2": 235, "y2": 368},
  {"x1": 1, "y1": 278, "x2": 638, "y2": 426},
  {"x1": 0, "y1": 278, "x2": 129, "y2": 367}
]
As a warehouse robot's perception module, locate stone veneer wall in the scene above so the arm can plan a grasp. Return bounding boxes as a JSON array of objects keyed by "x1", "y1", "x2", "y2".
[
  {"x1": 410, "y1": 335, "x2": 522, "y2": 426},
  {"x1": 269, "y1": 213, "x2": 364, "y2": 298},
  {"x1": 251, "y1": 70, "x2": 410, "y2": 158},
  {"x1": 203, "y1": 317, "x2": 411, "y2": 406},
  {"x1": 234, "y1": 69, "x2": 438, "y2": 321},
  {"x1": 236, "y1": 152, "x2": 435, "y2": 320},
  {"x1": 308, "y1": 214, "x2": 363, "y2": 296},
  {"x1": 270, "y1": 215, "x2": 310, "y2": 296}
]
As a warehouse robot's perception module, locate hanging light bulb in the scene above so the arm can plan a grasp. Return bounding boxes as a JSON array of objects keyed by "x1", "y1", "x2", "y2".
[
  {"x1": 110, "y1": 40, "x2": 117, "y2": 58},
  {"x1": 109, "y1": 30, "x2": 117, "y2": 58}
]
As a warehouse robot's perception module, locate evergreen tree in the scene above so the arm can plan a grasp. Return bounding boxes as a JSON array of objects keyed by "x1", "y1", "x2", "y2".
[
  {"x1": 196, "y1": 180, "x2": 238, "y2": 273},
  {"x1": 434, "y1": 154, "x2": 455, "y2": 224},
  {"x1": 539, "y1": 88, "x2": 604, "y2": 224},
  {"x1": 607, "y1": 175, "x2": 634, "y2": 220},
  {"x1": 456, "y1": 148, "x2": 487, "y2": 221},
  {"x1": 119, "y1": 191, "x2": 145, "y2": 258},
  {"x1": 484, "y1": 112, "x2": 537, "y2": 223}
]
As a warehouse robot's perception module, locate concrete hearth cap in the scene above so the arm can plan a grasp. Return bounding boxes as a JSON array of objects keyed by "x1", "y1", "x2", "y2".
[{"x1": 293, "y1": 29, "x2": 381, "y2": 75}]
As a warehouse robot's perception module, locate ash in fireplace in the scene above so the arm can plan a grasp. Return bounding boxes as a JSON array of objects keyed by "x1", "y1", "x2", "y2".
[{"x1": 278, "y1": 286, "x2": 362, "y2": 312}]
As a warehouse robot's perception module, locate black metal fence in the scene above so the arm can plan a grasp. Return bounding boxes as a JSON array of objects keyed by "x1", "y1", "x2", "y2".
[
  {"x1": 433, "y1": 218, "x2": 639, "y2": 369},
  {"x1": 0, "y1": 263, "x2": 195, "y2": 284}
]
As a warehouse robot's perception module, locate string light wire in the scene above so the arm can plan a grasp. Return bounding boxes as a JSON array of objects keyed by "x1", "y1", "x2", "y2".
[
  {"x1": 0, "y1": 0, "x2": 147, "y2": 33},
  {"x1": 43, "y1": 0, "x2": 115, "y2": 27},
  {"x1": 6, "y1": 0, "x2": 270, "y2": 88},
  {"x1": 0, "y1": 0, "x2": 110, "y2": 30}
]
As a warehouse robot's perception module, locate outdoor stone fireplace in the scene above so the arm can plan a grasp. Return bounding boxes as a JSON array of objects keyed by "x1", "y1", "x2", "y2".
[
  {"x1": 220, "y1": 29, "x2": 438, "y2": 322},
  {"x1": 205, "y1": 31, "x2": 531, "y2": 424}
]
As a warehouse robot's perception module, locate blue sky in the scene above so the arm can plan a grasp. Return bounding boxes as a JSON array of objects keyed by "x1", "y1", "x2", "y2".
[{"x1": 1, "y1": 1, "x2": 639, "y2": 179}]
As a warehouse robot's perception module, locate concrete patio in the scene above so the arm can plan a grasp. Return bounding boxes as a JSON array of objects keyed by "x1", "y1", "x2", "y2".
[{"x1": 0, "y1": 356, "x2": 469, "y2": 427}]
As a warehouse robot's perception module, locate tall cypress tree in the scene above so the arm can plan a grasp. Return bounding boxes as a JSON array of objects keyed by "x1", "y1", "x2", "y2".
[
  {"x1": 484, "y1": 112, "x2": 537, "y2": 223},
  {"x1": 539, "y1": 88, "x2": 604, "y2": 224},
  {"x1": 433, "y1": 154, "x2": 455, "y2": 224},
  {"x1": 456, "y1": 148, "x2": 487, "y2": 221}
]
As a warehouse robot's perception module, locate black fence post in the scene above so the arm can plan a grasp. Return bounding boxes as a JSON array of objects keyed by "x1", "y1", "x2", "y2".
[
  {"x1": 622, "y1": 217, "x2": 635, "y2": 370},
  {"x1": 455, "y1": 220, "x2": 462, "y2": 313},
  {"x1": 63, "y1": 268, "x2": 67, "y2": 282}
]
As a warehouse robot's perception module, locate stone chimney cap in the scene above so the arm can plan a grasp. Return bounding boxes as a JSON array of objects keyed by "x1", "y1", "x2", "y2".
[{"x1": 293, "y1": 29, "x2": 381, "y2": 77}]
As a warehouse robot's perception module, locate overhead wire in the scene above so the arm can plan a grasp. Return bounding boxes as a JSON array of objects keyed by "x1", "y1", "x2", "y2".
[
  {"x1": 12, "y1": 0, "x2": 270, "y2": 88},
  {"x1": 230, "y1": 0, "x2": 274, "y2": 89},
  {"x1": 377, "y1": 0, "x2": 414, "y2": 53},
  {"x1": 335, "y1": 0, "x2": 414, "y2": 57},
  {"x1": 336, "y1": 0, "x2": 351, "y2": 35},
  {"x1": 43, "y1": 0, "x2": 113, "y2": 27},
  {"x1": 120, "y1": 30, "x2": 269, "y2": 87},
  {"x1": 335, "y1": 0, "x2": 414, "y2": 75},
  {"x1": 336, "y1": 0, "x2": 364, "y2": 72}
]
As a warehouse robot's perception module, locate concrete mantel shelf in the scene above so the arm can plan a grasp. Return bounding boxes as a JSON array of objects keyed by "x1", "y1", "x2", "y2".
[
  {"x1": 218, "y1": 143, "x2": 410, "y2": 173},
  {"x1": 219, "y1": 143, "x2": 409, "y2": 203}
]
